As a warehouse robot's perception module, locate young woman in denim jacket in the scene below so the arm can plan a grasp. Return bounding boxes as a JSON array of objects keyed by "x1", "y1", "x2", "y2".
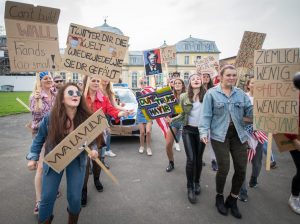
[
  {"x1": 26, "y1": 83, "x2": 99, "y2": 223},
  {"x1": 164, "y1": 78, "x2": 186, "y2": 172},
  {"x1": 200, "y1": 65, "x2": 253, "y2": 219},
  {"x1": 170, "y1": 74, "x2": 206, "y2": 204}
]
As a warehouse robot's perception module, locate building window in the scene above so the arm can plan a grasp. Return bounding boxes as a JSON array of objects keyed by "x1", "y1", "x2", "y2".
[
  {"x1": 184, "y1": 56, "x2": 189, "y2": 65},
  {"x1": 132, "y1": 72, "x2": 137, "y2": 88},
  {"x1": 184, "y1": 72, "x2": 189, "y2": 86},
  {"x1": 156, "y1": 73, "x2": 163, "y2": 86},
  {"x1": 197, "y1": 44, "x2": 201, "y2": 51},
  {"x1": 146, "y1": 76, "x2": 150, "y2": 86},
  {"x1": 72, "y1": 73, "x2": 78, "y2": 82},
  {"x1": 185, "y1": 44, "x2": 190, "y2": 51},
  {"x1": 130, "y1": 56, "x2": 137, "y2": 64},
  {"x1": 60, "y1": 72, "x2": 66, "y2": 81}
]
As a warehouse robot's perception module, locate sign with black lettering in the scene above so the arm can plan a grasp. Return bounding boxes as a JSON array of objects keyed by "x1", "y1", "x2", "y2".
[
  {"x1": 253, "y1": 48, "x2": 300, "y2": 134},
  {"x1": 62, "y1": 23, "x2": 129, "y2": 82},
  {"x1": 160, "y1": 45, "x2": 176, "y2": 64},
  {"x1": 195, "y1": 55, "x2": 219, "y2": 78},
  {"x1": 235, "y1": 31, "x2": 266, "y2": 89},
  {"x1": 44, "y1": 109, "x2": 109, "y2": 173},
  {"x1": 136, "y1": 86, "x2": 182, "y2": 120},
  {"x1": 4, "y1": 1, "x2": 61, "y2": 72}
]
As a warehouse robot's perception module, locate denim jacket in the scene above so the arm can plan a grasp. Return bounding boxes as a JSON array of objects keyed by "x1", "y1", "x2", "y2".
[
  {"x1": 26, "y1": 114, "x2": 96, "y2": 165},
  {"x1": 199, "y1": 85, "x2": 253, "y2": 143}
]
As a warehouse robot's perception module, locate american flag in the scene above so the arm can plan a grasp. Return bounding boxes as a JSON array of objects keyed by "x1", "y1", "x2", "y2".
[
  {"x1": 245, "y1": 124, "x2": 268, "y2": 162},
  {"x1": 141, "y1": 87, "x2": 169, "y2": 138}
]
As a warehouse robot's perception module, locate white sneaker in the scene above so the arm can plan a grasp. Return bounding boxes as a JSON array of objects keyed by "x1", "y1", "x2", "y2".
[
  {"x1": 139, "y1": 146, "x2": 144, "y2": 154},
  {"x1": 174, "y1": 143, "x2": 181, "y2": 151},
  {"x1": 146, "y1": 148, "x2": 152, "y2": 156},
  {"x1": 288, "y1": 194, "x2": 300, "y2": 215},
  {"x1": 106, "y1": 150, "x2": 116, "y2": 157}
]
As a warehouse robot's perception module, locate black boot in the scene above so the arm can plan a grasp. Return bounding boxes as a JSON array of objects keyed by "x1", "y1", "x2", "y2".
[
  {"x1": 215, "y1": 194, "x2": 228, "y2": 216},
  {"x1": 81, "y1": 189, "x2": 87, "y2": 207},
  {"x1": 94, "y1": 178, "x2": 104, "y2": 192},
  {"x1": 187, "y1": 188, "x2": 197, "y2": 204},
  {"x1": 166, "y1": 161, "x2": 174, "y2": 172},
  {"x1": 225, "y1": 195, "x2": 242, "y2": 219},
  {"x1": 194, "y1": 183, "x2": 201, "y2": 195}
]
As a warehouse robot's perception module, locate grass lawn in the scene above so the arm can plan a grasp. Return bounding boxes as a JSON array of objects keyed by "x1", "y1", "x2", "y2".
[{"x1": 0, "y1": 92, "x2": 31, "y2": 116}]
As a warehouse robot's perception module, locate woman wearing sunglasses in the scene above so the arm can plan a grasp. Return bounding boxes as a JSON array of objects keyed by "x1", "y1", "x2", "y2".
[
  {"x1": 81, "y1": 76, "x2": 129, "y2": 207},
  {"x1": 29, "y1": 71, "x2": 57, "y2": 215},
  {"x1": 27, "y1": 83, "x2": 99, "y2": 223}
]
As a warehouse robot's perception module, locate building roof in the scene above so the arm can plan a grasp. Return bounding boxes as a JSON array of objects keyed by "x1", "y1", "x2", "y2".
[
  {"x1": 93, "y1": 19, "x2": 124, "y2": 35},
  {"x1": 175, "y1": 35, "x2": 220, "y2": 53}
]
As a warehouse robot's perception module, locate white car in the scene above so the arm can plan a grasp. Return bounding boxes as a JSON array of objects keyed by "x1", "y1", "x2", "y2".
[{"x1": 110, "y1": 83, "x2": 140, "y2": 136}]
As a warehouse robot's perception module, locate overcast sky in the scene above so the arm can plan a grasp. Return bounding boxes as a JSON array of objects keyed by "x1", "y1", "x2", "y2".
[{"x1": 1, "y1": 0, "x2": 299, "y2": 59}]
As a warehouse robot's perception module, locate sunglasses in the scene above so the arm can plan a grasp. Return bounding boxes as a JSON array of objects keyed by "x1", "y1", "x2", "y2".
[
  {"x1": 67, "y1": 90, "x2": 82, "y2": 97},
  {"x1": 91, "y1": 79, "x2": 100, "y2": 83},
  {"x1": 54, "y1": 80, "x2": 63, "y2": 83}
]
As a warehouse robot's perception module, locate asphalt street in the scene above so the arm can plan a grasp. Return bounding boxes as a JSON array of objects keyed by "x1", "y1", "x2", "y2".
[{"x1": 0, "y1": 113, "x2": 299, "y2": 224}]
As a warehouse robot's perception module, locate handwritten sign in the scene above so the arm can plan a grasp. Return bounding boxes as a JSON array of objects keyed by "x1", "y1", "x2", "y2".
[
  {"x1": 44, "y1": 109, "x2": 109, "y2": 173},
  {"x1": 195, "y1": 56, "x2": 219, "y2": 78},
  {"x1": 137, "y1": 86, "x2": 182, "y2": 120},
  {"x1": 4, "y1": 1, "x2": 61, "y2": 72},
  {"x1": 235, "y1": 31, "x2": 266, "y2": 89},
  {"x1": 62, "y1": 23, "x2": 129, "y2": 82},
  {"x1": 160, "y1": 45, "x2": 176, "y2": 64},
  {"x1": 253, "y1": 48, "x2": 300, "y2": 134}
]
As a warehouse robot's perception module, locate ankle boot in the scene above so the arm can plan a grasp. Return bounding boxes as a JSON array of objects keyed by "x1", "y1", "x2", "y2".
[
  {"x1": 94, "y1": 178, "x2": 104, "y2": 192},
  {"x1": 194, "y1": 183, "x2": 201, "y2": 195},
  {"x1": 187, "y1": 188, "x2": 197, "y2": 204},
  {"x1": 68, "y1": 209, "x2": 80, "y2": 224},
  {"x1": 215, "y1": 194, "x2": 228, "y2": 216},
  {"x1": 81, "y1": 189, "x2": 87, "y2": 207},
  {"x1": 38, "y1": 215, "x2": 54, "y2": 224},
  {"x1": 166, "y1": 161, "x2": 174, "y2": 172},
  {"x1": 225, "y1": 195, "x2": 242, "y2": 219}
]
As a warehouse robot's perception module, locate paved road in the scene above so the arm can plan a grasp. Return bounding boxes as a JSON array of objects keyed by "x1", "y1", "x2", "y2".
[{"x1": 0, "y1": 113, "x2": 299, "y2": 224}]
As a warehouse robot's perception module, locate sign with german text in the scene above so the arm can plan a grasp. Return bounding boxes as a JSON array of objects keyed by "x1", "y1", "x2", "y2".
[
  {"x1": 160, "y1": 45, "x2": 176, "y2": 64},
  {"x1": 136, "y1": 86, "x2": 182, "y2": 120},
  {"x1": 195, "y1": 56, "x2": 219, "y2": 78},
  {"x1": 253, "y1": 48, "x2": 300, "y2": 134},
  {"x1": 235, "y1": 31, "x2": 266, "y2": 89},
  {"x1": 44, "y1": 109, "x2": 109, "y2": 173},
  {"x1": 4, "y1": 1, "x2": 61, "y2": 72},
  {"x1": 62, "y1": 23, "x2": 129, "y2": 82}
]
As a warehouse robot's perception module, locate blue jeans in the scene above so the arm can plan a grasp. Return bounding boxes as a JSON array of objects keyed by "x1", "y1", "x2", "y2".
[
  {"x1": 262, "y1": 141, "x2": 276, "y2": 162},
  {"x1": 105, "y1": 130, "x2": 111, "y2": 152},
  {"x1": 170, "y1": 121, "x2": 183, "y2": 142},
  {"x1": 39, "y1": 153, "x2": 87, "y2": 222}
]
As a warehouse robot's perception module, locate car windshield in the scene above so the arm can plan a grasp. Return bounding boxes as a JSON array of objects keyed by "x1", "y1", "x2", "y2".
[{"x1": 114, "y1": 88, "x2": 137, "y2": 104}]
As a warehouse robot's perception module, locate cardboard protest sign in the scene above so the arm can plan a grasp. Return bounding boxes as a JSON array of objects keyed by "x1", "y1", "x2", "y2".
[
  {"x1": 160, "y1": 45, "x2": 176, "y2": 64},
  {"x1": 195, "y1": 56, "x2": 219, "y2": 78},
  {"x1": 235, "y1": 31, "x2": 266, "y2": 89},
  {"x1": 62, "y1": 23, "x2": 129, "y2": 82},
  {"x1": 273, "y1": 130, "x2": 300, "y2": 152},
  {"x1": 253, "y1": 48, "x2": 300, "y2": 134},
  {"x1": 4, "y1": 1, "x2": 61, "y2": 72},
  {"x1": 44, "y1": 109, "x2": 109, "y2": 173},
  {"x1": 137, "y1": 86, "x2": 182, "y2": 120},
  {"x1": 143, "y1": 48, "x2": 163, "y2": 75}
]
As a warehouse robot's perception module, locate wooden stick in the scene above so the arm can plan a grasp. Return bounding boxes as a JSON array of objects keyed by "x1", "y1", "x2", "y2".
[
  {"x1": 85, "y1": 146, "x2": 119, "y2": 185},
  {"x1": 35, "y1": 73, "x2": 42, "y2": 111},
  {"x1": 266, "y1": 133, "x2": 273, "y2": 171},
  {"x1": 84, "y1": 76, "x2": 90, "y2": 98},
  {"x1": 16, "y1": 97, "x2": 30, "y2": 111}
]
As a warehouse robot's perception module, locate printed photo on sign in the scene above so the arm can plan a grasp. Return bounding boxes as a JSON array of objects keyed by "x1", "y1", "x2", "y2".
[{"x1": 143, "y1": 49, "x2": 163, "y2": 75}]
